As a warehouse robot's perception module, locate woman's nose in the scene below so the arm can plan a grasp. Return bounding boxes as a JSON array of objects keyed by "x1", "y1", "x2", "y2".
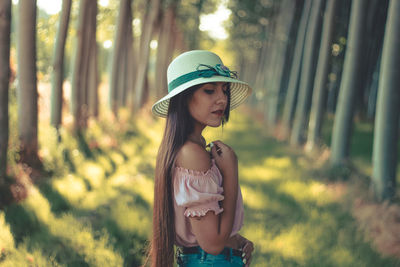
[
  {"x1": 216, "y1": 90, "x2": 227, "y2": 104},
  {"x1": 216, "y1": 86, "x2": 227, "y2": 103}
]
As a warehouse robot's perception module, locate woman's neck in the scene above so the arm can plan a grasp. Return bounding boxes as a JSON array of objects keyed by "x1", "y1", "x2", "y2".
[
  {"x1": 188, "y1": 122, "x2": 206, "y2": 147},
  {"x1": 188, "y1": 133, "x2": 206, "y2": 148}
]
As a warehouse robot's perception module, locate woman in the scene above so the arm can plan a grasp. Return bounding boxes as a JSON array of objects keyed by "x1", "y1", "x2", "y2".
[{"x1": 149, "y1": 50, "x2": 254, "y2": 267}]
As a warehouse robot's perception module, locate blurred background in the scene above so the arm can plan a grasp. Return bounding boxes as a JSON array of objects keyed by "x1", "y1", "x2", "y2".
[{"x1": 0, "y1": 0, "x2": 399, "y2": 266}]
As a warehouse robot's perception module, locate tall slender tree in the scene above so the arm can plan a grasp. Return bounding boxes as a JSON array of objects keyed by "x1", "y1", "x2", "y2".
[
  {"x1": 71, "y1": 0, "x2": 98, "y2": 131},
  {"x1": 0, "y1": 0, "x2": 12, "y2": 180},
  {"x1": 306, "y1": 0, "x2": 339, "y2": 151},
  {"x1": 290, "y1": 0, "x2": 325, "y2": 146},
  {"x1": 17, "y1": 0, "x2": 41, "y2": 167},
  {"x1": 357, "y1": 0, "x2": 389, "y2": 119},
  {"x1": 371, "y1": 0, "x2": 400, "y2": 201},
  {"x1": 155, "y1": 0, "x2": 177, "y2": 99},
  {"x1": 133, "y1": 0, "x2": 160, "y2": 111},
  {"x1": 87, "y1": 0, "x2": 99, "y2": 118},
  {"x1": 330, "y1": 0, "x2": 369, "y2": 166},
  {"x1": 109, "y1": 0, "x2": 133, "y2": 116},
  {"x1": 265, "y1": 0, "x2": 297, "y2": 128},
  {"x1": 50, "y1": 0, "x2": 72, "y2": 129},
  {"x1": 281, "y1": 0, "x2": 312, "y2": 139},
  {"x1": 252, "y1": 25, "x2": 269, "y2": 101}
]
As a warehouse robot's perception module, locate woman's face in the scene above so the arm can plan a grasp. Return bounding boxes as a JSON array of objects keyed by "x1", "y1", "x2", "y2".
[{"x1": 188, "y1": 82, "x2": 229, "y2": 128}]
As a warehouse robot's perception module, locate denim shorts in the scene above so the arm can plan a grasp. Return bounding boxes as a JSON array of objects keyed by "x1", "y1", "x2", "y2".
[{"x1": 176, "y1": 246, "x2": 244, "y2": 267}]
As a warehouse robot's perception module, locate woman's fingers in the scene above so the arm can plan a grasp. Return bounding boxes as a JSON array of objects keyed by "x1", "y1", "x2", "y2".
[
  {"x1": 210, "y1": 143, "x2": 220, "y2": 158},
  {"x1": 242, "y1": 241, "x2": 254, "y2": 266},
  {"x1": 210, "y1": 141, "x2": 227, "y2": 157}
]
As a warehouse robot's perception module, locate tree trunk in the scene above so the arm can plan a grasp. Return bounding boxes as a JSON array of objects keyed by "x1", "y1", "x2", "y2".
[
  {"x1": 371, "y1": 0, "x2": 400, "y2": 201},
  {"x1": 133, "y1": 0, "x2": 160, "y2": 111},
  {"x1": 87, "y1": 1, "x2": 98, "y2": 118},
  {"x1": 330, "y1": 0, "x2": 368, "y2": 166},
  {"x1": 155, "y1": 2, "x2": 177, "y2": 99},
  {"x1": 290, "y1": 0, "x2": 325, "y2": 146},
  {"x1": 281, "y1": 0, "x2": 312, "y2": 139},
  {"x1": 81, "y1": 1, "x2": 97, "y2": 125},
  {"x1": 50, "y1": 0, "x2": 71, "y2": 129},
  {"x1": 71, "y1": 0, "x2": 96, "y2": 131},
  {"x1": 125, "y1": 11, "x2": 135, "y2": 107},
  {"x1": 265, "y1": 0, "x2": 296, "y2": 128},
  {"x1": 252, "y1": 28, "x2": 269, "y2": 101},
  {"x1": 109, "y1": 0, "x2": 132, "y2": 116},
  {"x1": 0, "y1": 0, "x2": 11, "y2": 181},
  {"x1": 306, "y1": 0, "x2": 338, "y2": 151},
  {"x1": 357, "y1": 0, "x2": 389, "y2": 120},
  {"x1": 71, "y1": 0, "x2": 88, "y2": 131},
  {"x1": 17, "y1": 0, "x2": 41, "y2": 167}
]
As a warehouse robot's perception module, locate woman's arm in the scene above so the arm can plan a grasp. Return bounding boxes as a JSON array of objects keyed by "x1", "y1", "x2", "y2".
[{"x1": 188, "y1": 141, "x2": 238, "y2": 255}]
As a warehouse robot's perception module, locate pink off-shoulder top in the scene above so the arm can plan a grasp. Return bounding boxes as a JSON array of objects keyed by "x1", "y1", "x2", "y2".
[{"x1": 173, "y1": 159, "x2": 244, "y2": 247}]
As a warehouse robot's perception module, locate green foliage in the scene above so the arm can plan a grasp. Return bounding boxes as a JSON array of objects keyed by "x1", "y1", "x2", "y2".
[
  {"x1": 176, "y1": 0, "x2": 219, "y2": 49},
  {"x1": 0, "y1": 212, "x2": 14, "y2": 250},
  {"x1": 37, "y1": 10, "x2": 58, "y2": 81},
  {"x1": 226, "y1": 0, "x2": 277, "y2": 61}
]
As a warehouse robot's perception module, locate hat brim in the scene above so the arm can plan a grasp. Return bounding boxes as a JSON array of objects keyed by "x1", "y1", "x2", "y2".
[{"x1": 151, "y1": 76, "x2": 252, "y2": 118}]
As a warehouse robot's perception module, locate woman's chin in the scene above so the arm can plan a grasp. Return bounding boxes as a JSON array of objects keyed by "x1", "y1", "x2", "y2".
[{"x1": 208, "y1": 120, "x2": 223, "y2": 127}]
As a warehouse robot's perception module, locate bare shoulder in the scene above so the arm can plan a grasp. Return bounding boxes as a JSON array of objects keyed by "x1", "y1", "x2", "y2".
[{"x1": 176, "y1": 141, "x2": 211, "y2": 172}]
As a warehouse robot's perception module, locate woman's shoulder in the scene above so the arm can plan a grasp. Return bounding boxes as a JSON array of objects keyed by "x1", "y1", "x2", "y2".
[{"x1": 176, "y1": 141, "x2": 211, "y2": 172}]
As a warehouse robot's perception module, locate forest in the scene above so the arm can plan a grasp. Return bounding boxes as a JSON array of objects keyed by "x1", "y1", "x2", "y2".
[{"x1": 0, "y1": 0, "x2": 399, "y2": 266}]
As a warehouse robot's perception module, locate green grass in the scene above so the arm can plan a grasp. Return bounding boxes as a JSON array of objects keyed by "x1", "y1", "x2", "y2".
[{"x1": 0, "y1": 108, "x2": 399, "y2": 266}]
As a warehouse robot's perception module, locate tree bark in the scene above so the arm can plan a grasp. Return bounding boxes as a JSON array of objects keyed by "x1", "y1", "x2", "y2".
[
  {"x1": 109, "y1": 0, "x2": 132, "y2": 115},
  {"x1": 17, "y1": 0, "x2": 41, "y2": 167},
  {"x1": 265, "y1": 0, "x2": 297, "y2": 128},
  {"x1": 306, "y1": 0, "x2": 338, "y2": 151},
  {"x1": 357, "y1": 0, "x2": 389, "y2": 119},
  {"x1": 252, "y1": 27, "x2": 269, "y2": 102},
  {"x1": 71, "y1": 0, "x2": 96, "y2": 131},
  {"x1": 133, "y1": 0, "x2": 160, "y2": 111},
  {"x1": 125, "y1": 10, "x2": 135, "y2": 107},
  {"x1": 155, "y1": 2, "x2": 177, "y2": 99},
  {"x1": 50, "y1": 0, "x2": 72, "y2": 129},
  {"x1": 71, "y1": 0, "x2": 87, "y2": 131},
  {"x1": 87, "y1": 1, "x2": 98, "y2": 118},
  {"x1": 330, "y1": 0, "x2": 368, "y2": 166},
  {"x1": 371, "y1": 0, "x2": 400, "y2": 201},
  {"x1": 0, "y1": 0, "x2": 11, "y2": 180},
  {"x1": 281, "y1": 0, "x2": 312, "y2": 139},
  {"x1": 290, "y1": 0, "x2": 325, "y2": 146}
]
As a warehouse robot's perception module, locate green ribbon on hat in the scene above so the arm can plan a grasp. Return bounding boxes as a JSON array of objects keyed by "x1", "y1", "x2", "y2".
[{"x1": 168, "y1": 64, "x2": 237, "y2": 93}]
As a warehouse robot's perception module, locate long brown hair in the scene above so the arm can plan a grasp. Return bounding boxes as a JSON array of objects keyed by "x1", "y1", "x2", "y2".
[{"x1": 149, "y1": 84, "x2": 231, "y2": 267}]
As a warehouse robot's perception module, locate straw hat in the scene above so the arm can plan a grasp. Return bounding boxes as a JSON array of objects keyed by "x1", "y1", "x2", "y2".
[{"x1": 151, "y1": 50, "x2": 252, "y2": 117}]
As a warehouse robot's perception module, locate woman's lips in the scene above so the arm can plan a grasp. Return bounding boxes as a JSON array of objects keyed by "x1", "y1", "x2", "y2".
[{"x1": 212, "y1": 110, "x2": 224, "y2": 116}]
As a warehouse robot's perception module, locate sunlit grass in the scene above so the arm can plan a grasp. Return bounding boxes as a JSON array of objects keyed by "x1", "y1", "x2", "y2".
[{"x1": 2, "y1": 106, "x2": 400, "y2": 266}]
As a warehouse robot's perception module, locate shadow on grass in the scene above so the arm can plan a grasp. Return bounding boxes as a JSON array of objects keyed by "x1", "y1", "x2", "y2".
[
  {"x1": 38, "y1": 182, "x2": 71, "y2": 215},
  {"x1": 211, "y1": 111, "x2": 400, "y2": 266},
  {"x1": 4, "y1": 204, "x2": 90, "y2": 267}
]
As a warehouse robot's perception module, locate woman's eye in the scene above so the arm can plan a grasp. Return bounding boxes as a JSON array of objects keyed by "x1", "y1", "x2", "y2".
[{"x1": 204, "y1": 89, "x2": 214, "y2": 94}]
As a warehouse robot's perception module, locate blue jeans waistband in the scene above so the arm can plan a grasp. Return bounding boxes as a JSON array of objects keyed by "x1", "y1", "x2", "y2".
[{"x1": 176, "y1": 246, "x2": 244, "y2": 266}]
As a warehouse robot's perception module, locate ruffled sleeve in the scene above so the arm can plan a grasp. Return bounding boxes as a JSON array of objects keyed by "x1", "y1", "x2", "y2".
[{"x1": 174, "y1": 160, "x2": 224, "y2": 217}]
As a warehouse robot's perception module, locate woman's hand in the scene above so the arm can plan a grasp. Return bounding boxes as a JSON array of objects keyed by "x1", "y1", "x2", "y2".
[
  {"x1": 226, "y1": 234, "x2": 254, "y2": 266},
  {"x1": 210, "y1": 140, "x2": 238, "y2": 178},
  {"x1": 240, "y1": 237, "x2": 254, "y2": 266}
]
